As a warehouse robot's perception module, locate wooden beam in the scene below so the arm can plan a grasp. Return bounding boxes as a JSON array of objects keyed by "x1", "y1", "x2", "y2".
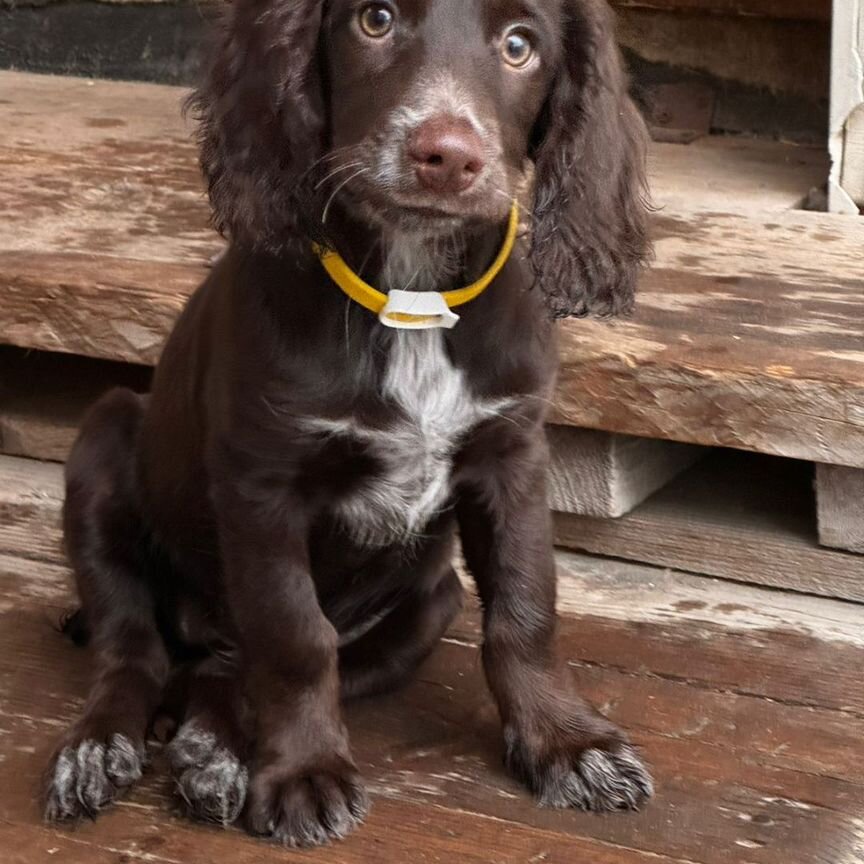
[
  {"x1": 547, "y1": 427, "x2": 702, "y2": 518},
  {"x1": 816, "y1": 463, "x2": 864, "y2": 553},
  {"x1": 551, "y1": 201, "x2": 864, "y2": 469}
]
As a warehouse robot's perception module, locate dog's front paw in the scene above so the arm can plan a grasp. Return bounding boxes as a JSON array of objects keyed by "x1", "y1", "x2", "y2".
[
  {"x1": 246, "y1": 754, "x2": 369, "y2": 847},
  {"x1": 504, "y1": 725, "x2": 653, "y2": 813},
  {"x1": 44, "y1": 732, "x2": 146, "y2": 821}
]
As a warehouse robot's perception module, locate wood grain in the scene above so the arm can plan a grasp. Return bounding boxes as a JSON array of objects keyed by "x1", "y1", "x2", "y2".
[
  {"x1": 2, "y1": 551, "x2": 864, "y2": 864},
  {"x1": 547, "y1": 426, "x2": 702, "y2": 518},
  {"x1": 611, "y1": 0, "x2": 830, "y2": 21},
  {"x1": 816, "y1": 463, "x2": 864, "y2": 553},
  {"x1": 552, "y1": 247, "x2": 864, "y2": 468},
  {"x1": 0, "y1": 72, "x2": 852, "y2": 465},
  {"x1": 0, "y1": 457, "x2": 64, "y2": 566},
  {"x1": 2, "y1": 456, "x2": 863, "y2": 864},
  {"x1": 0, "y1": 250, "x2": 202, "y2": 365},
  {"x1": 0, "y1": 72, "x2": 218, "y2": 363},
  {"x1": 554, "y1": 450, "x2": 864, "y2": 603}
]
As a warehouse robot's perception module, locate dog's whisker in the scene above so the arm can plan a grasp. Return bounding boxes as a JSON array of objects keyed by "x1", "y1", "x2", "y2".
[
  {"x1": 322, "y1": 167, "x2": 369, "y2": 224},
  {"x1": 298, "y1": 145, "x2": 366, "y2": 190},
  {"x1": 315, "y1": 161, "x2": 364, "y2": 190}
]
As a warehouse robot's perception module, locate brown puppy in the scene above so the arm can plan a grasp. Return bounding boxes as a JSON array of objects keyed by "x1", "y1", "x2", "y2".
[{"x1": 45, "y1": 0, "x2": 652, "y2": 846}]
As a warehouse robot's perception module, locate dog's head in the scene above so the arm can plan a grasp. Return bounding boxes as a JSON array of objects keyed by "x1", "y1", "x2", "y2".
[{"x1": 191, "y1": 0, "x2": 650, "y2": 317}]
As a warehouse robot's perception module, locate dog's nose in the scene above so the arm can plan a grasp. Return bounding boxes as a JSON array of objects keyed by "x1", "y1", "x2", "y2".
[{"x1": 408, "y1": 116, "x2": 486, "y2": 195}]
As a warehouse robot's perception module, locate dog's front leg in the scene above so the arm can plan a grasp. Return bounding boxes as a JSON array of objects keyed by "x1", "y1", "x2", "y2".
[
  {"x1": 214, "y1": 476, "x2": 368, "y2": 846},
  {"x1": 457, "y1": 434, "x2": 653, "y2": 813}
]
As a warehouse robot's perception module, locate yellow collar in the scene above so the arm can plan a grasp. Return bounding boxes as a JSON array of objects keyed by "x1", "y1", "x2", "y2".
[{"x1": 315, "y1": 201, "x2": 520, "y2": 329}]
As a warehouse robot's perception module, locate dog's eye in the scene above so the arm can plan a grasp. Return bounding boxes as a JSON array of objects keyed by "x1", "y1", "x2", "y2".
[
  {"x1": 501, "y1": 28, "x2": 535, "y2": 68},
  {"x1": 359, "y1": 3, "x2": 395, "y2": 38}
]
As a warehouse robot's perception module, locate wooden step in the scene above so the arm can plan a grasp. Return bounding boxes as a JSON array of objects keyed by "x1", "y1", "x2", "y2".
[
  {"x1": 1, "y1": 453, "x2": 863, "y2": 864},
  {"x1": 2, "y1": 71, "x2": 854, "y2": 470}
]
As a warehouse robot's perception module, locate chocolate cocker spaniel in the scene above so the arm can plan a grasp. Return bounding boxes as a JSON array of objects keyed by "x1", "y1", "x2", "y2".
[{"x1": 45, "y1": 0, "x2": 652, "y2": 846}]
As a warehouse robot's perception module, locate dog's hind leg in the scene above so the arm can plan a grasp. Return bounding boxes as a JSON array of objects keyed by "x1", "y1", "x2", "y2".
[
  {"x1": 44, "y1": 389, "x2": 171, "y2": 822},
  {"x1": 338, "y1": 565, "x2": 464, "y2": 700}
]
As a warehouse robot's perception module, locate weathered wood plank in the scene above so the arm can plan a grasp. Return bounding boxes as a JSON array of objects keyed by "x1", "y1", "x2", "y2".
[
  {"x1": 0, "y1": 457, "x2": 64, "y2": 566},
  {"x1": 0, "y1": 71, "x2": 854, "y2": 465},
  {"x1": 547, "y1": 426, "x2": 702, "y2": 518},
  {"x1": 10, "y1": 534, "x2": 864, "y2": 718},
  {"x1": 0, "y1": 72, "x2": 216, "y2": 363},
  {"x1": 611, "y1": 0, "x2": 830, "y2": 20},
  {"x1": 551, "y1": 240, "x2": 864, "y2": 468},
  {"x1": 816, "y1": 463, "x2": 864, "y2": 553},
  {"x1": 649, "y1": 135, "x2": 828, "y2": 212},
  {"x1": 451, "y1": 552, "x2": 864, "y2": 721},
  {"x1": 547, "y1": 554, "x2": 864, "y2": 717},
  {"x1": 2, "y1": 463, "x2": 864, "y2": 863},
  {"x1": 7, "y1": 506, "x2": 864, "y2": 728},
  {"x1": 2, "y1": 572, "x2": 864, "y2": 864},
  {"x1": 555, "y1": 450, "x2": 864, "y2": 602},
  {"x1": 0, "y1": 72, "x2": 217, "y2": 264},
  {"x1": 5, "y1": 546, "x2": 864, "y2": 814},
  {"x1": 0, "y1": 407, "x2": 76, "y2": 464},
  {"x1": 0, "y1": 808, "x2": 684, "y2": 864},
  {"x1": 0, "y1": 250, "x2": 199, "y2": 365}
]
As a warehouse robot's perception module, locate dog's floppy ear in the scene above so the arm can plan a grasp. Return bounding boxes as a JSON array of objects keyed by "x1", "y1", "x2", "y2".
[
  {"x1": 529, "y1": 0, "x2": 650, "y2": 318},
  {"x1": 188, "y1": 0, "x2": 326, "y2": 251}
]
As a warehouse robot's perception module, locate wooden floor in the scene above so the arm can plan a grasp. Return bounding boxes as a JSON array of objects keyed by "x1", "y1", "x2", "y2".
[{"x1": 1, "y1": 455, "x2": 864, "y2": 864}]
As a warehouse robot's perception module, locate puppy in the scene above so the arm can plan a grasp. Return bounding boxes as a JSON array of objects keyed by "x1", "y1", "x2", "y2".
[{"x1": 45, "y1": 0, "x2": 652, "y2": 846}]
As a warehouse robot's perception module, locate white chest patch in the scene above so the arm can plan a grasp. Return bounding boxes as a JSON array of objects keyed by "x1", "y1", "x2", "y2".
[
  {"x1": 318, "y1": 330, "x2": 509, "y2": 548},
  {"x1": 306, "y1": 231, "x2": 514, "y2": 547}
]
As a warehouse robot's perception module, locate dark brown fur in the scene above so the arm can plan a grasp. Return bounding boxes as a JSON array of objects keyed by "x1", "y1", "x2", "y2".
[{"x1": 44, "y1": 0, "x2": 653, "y2": 846}]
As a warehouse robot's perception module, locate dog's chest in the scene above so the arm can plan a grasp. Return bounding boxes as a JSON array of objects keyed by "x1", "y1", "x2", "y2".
[
  {"x1": 330, "y1": 330, "x2": 497, "y2": 547},
  {"x1": 307, "y1": 233, "x2": 512, "y2": 547}
]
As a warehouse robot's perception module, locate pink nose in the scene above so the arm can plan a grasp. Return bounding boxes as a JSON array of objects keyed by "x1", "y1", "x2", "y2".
[{"x1": 407, "y1": 116, "x2": 486, "y2": 195}]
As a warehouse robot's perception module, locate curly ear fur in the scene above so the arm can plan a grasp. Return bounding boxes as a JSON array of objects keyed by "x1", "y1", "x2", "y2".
[
  {"x1": 187, "y1": 0, "x2": 326, "y2": 251},
  {"x1": 530, "y1": 0, "x2": 651, "y2": 319}
]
